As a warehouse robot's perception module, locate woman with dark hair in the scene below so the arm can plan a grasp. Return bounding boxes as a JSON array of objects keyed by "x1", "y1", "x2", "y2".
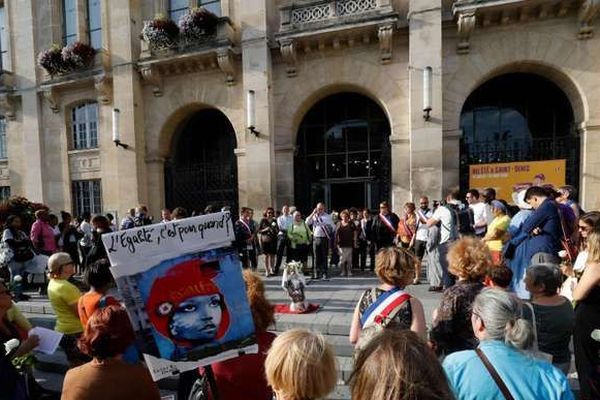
[
  {"x1": 350, "y1": 329, "x2": 453, "y2": 400},
  {"x1": 58, "y1": 211, "x2": 81, "y2": 271},
  {"x1": 61, "y1": 305, "x2": 160, "y2": 400},
  {"x1": 525, "y1": 264, "x2": 574, "y2": 374},
  {"x1": 77, "y1": 259, "x2": 119, "y2": 327},
  {"x1": 2, "y1": 215, "x2": 45, "y2": 299},
  {"x1": 86, "y1": 215, "x2": 111, "y2": 265},
  {"x1": 258, "y1": 207, "x2": 278, "y2": 277}
]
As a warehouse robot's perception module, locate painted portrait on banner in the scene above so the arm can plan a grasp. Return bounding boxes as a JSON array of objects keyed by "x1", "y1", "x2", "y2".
[{"x1": 101, "y1": 212, "x2": 258, "y2": 381}]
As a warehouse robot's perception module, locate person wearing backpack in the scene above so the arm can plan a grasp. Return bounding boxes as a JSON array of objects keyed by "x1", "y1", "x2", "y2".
[
  {"x1": 426, "y1": 192, "x2": 460, "y2": 289},
  {"x1": 349, "y1": 247, "x2": 426, "y2": 350}
]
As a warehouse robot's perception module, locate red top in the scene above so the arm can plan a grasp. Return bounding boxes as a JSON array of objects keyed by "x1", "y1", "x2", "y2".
[{"x1": 202, "y1": 330, "x2": 276, "y2": 400}]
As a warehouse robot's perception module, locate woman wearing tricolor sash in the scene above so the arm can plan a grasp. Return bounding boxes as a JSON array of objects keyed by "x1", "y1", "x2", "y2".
[{"x1": 349, "y1": 247, "x2": 426, "y2": 345}]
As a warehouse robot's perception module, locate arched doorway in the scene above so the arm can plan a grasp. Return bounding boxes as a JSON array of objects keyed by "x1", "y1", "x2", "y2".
[
  {"x1": 294, "y1": 92, "x2": 391, "y2": 213},
  {"x1": 459, "y1": 73, "x2": 579, "y2": 191},
  {"x1": 164, "y1": 108, "x2": 238, "y2": 214}
]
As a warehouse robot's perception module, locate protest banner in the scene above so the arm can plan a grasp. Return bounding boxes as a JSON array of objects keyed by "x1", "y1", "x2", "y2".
[
  {"x1": 469, "y1": 159, "x2": 566, "y2": 202},
  {"x1": 101, "y1": 212, "x2": 257, "y2": 381}
]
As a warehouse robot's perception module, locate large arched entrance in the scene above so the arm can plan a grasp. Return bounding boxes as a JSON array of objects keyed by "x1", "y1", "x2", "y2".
[
  {"x1": 294, "y1": 92, "x2": 391, "y2": 213},
  {"x1": 164, "y1": 108, "x2": 238, "y2": 214},
  {"x1": 459, "y1": 73, "x2": 579, "y2": 191}
]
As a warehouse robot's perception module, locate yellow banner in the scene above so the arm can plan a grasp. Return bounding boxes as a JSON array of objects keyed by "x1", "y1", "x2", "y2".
[{"x1": 469, "y1": 159, "x2": 566, "y2": 203}]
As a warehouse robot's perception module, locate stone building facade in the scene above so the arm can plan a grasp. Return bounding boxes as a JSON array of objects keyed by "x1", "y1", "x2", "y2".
[{"x1": 1, "y1": 0, "x2": 599, "y2": 218}]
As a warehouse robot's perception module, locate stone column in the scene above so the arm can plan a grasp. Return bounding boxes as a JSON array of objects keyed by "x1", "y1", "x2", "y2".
[
  {"x1": 101, "y1": 1, "x2": 147, "y2": 216},
  {"x1": 443, "y1": 128, "x2": 461, "y2": 193},
  {"x1": 408, "y1": 0, "x2": 443, "y2": 201},
  {"x1": 239, "y1": 0, "x2": 275, "y2": 210},
  {"x1": 13, "y1": 1, "x2": 45, "y2": 202},
  {"x1": 580, "y1": 121, "x2": 600, "y2": 210}
]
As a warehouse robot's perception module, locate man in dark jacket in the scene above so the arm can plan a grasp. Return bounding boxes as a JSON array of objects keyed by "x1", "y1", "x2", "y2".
[{"x1": 371, "y1": 201, "x2": 400, "y2": 252}]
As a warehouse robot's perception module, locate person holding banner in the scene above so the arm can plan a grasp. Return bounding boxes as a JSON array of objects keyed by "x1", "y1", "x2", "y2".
[
  {"x1": 306, "y1": 203, "x2": 335, "y2": 280},
  {"x1": 371, "y1": 201, "x2": 400, "y2": 252},
  {"x1": 349, "y1": 247, "x2": 426, "y2": 346}
]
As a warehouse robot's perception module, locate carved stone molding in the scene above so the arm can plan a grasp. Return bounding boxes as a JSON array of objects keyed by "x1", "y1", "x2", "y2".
[
  {"x1": 94, "y1": 74, "x2": 113, "y2": 105},
  {"x1": 139, "y1": 65, "x2": 163, "y2": 97},
  {"x1": 280, "y1": 39, "x2": 297, "y2": 77},
  {"x1": 0, "y1": 93, "x2": 16, "y2": 121},
  {"x1": 579, "y1": 0, "x2": 600, "y2": 39},
  {"x1": 216, "y1": 48, "x2": 236, "y2": 86},
  {"x1": 42, "y1": 88, "x2": 59, "y2": 113},
  {"x1": 68, "y1": 151, "x2": 101, "y2": 177},
  {"x1": 377, "y1": 24, "x2": 393, "y2": 64},
  {"x1": 456, "y1": 11, "x2": 476, "y2": 54}
]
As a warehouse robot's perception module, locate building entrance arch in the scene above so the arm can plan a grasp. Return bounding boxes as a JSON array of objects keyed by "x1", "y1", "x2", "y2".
[
  {"x1": 459, "y1": 72, "x2": 578, "y2": 191},
  {"x1": 294, "y1": 92, "x2": 391, "y2": 213},
  {"x1": 164, "y1": 108, "x2": 238, "y2": 214}
]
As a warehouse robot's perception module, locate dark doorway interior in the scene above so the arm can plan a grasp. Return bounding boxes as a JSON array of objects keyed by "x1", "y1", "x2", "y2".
[
  {"x1": 460, "y1": 73, "x2": 578, "y2": 191},
  {"x1": 165, "y1": 108, "x2": 238, "y2": 215},
  {"x1": 294, "y1": 92, "x2": 391, "y2": 214}
]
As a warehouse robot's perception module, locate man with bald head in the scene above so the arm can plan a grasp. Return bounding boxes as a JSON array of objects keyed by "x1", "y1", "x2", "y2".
[{"x1": 306, "y1": 202, "x2": 335, "y2": 280}]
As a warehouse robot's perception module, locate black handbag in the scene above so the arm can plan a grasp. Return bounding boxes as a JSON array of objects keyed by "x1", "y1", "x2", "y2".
[{"x1": 502, "y1": 242, "x2": 516, "y2": 260}]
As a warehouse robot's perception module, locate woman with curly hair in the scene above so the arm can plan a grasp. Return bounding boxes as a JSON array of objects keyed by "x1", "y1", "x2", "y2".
[
  {"x1": 200, "y1": 270, "x2": 276, "y2": 400},
  {"x1": 430, "y1": 236, "x2": 492, "y2": 356},
  {"x1": 349, "y1": 247, "x2": 426, "y2": 346}
]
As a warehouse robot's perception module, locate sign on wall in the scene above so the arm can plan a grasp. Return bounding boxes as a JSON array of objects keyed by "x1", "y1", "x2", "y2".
[
  {"x1": 101, "y1": 212, "x2": 257, "y2": 381},
  {"x1": 469, "y1": 159, "x2": 566, "y2": 202}
]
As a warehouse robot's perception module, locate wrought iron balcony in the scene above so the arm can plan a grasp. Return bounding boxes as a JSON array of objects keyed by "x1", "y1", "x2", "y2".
[
  {"x1": 138, "y1": 17, "x2": 237, "y2": 92},
  {"x1": 276, "y1": 0, "x2": 399, "y2": 76},
  {"x1": 279, "y1": 0, "x2": 396, "y2": 32}
]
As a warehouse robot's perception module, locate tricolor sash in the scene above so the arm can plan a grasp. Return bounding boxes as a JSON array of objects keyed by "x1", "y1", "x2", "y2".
[
  {"x1": 360, "y1": 287, "x2": 411, "y2": 328},
  {"x1": 378, "y1": 213, "x2": 396, "y2": 235}
]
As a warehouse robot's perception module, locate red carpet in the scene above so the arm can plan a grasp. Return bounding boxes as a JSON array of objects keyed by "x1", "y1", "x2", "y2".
[{"x1": 274, "y1": 303, "x2": 321, "y2": 314}]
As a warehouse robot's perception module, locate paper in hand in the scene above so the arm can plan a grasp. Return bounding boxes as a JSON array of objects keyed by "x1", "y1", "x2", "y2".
[{"x1": 29, "y1": 326, "x2": 63, "y2": 355}]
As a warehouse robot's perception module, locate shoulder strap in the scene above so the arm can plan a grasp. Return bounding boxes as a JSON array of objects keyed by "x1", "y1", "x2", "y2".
[
  {"x1": 524, "y1": 302, "x2": 540, "y2": 352},
  {"x1": 475, "y1": 348, "x2": 515, "y2": 400}
]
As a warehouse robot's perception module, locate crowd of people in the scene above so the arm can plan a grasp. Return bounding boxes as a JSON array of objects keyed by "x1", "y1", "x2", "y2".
[{"x1": 1, "y1": 182, "x2": 600, "y2": 399}]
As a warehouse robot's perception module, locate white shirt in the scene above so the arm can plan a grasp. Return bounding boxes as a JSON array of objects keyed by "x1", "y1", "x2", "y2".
[
  {"x1": 469, "y1": 202, "x2": 487, "y2": 235},
  {"x1": 277, "y1": 214, "x2": 293, "y2": 234},
  {"x1": 415, "y1": 209, "x2": 432, "y2": 242},
  {"x1": 432, "y1": 206, "x2": 454, "y2": 244},
  {"x1": 483, "y1": 203, "x2": 494, "y2": 225},
  {"x1": 306, "y1": 212, "x2": 335, "y2": 238}
]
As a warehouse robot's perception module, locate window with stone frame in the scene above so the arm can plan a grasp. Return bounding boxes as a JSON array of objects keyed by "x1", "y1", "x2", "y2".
[
  {"x1": 0, "y1": 4, "x2": 9, "y2": 71},
  {"x1": 62, "y1": 0, "x2": 77, "y2": 46},
  {"x1": 72, "y1": 179, "x2": 102, "y2": 217},
  {"x1": 0, "y1": 186, "x2": 9, "y2": 200},
  {"x1": 87, "y1": 0, "x2": 102, "y2": 49},
  {"x1": 169, "y1": 0, "x2": 221, "y2": 21},
  {"x1": 0, "y1": 117, "x2": 7, "y2": 160},
  {"x1": 71, "y1": 102, "x2": 99, "y2": 150}
]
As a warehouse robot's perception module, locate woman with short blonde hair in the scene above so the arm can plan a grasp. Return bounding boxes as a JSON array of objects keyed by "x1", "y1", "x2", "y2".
[
  {"x1": 265, "y1": 329, "x2": 337, "y2": 400},
  {"x1": 349, "y1": 247, "x2": 427, "y2": 345},
  {"x1": 350, "y1": 329, "x2": 454, "y2": 400}
]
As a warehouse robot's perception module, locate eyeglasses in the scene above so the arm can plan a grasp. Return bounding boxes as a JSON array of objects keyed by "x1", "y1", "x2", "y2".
[{"x1": 578, "y1": 225, "x2": 591, "y2": 231}]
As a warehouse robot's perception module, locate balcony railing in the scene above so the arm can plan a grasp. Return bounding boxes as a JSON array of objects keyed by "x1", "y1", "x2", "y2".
[{"x1": 279, "y1": 0, "x2": 393, "y2": 32}]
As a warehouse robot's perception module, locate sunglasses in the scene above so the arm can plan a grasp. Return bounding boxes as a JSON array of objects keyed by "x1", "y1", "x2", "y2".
[{"x1": 578, "y1": 225, "x2": 591, "y2": 231}]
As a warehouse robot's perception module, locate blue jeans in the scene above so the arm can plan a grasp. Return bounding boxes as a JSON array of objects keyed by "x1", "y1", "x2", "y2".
[{"x1": 439, "y1": 241, "x2": 456, "y2": 288}]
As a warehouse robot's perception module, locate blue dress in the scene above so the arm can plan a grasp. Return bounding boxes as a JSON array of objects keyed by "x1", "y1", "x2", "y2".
[{"x1": 443, "y1": 340, "x2": 574, "y2": 400}]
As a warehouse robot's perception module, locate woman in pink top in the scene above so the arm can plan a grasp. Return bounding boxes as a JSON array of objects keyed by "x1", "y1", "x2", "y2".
[{"x1": 30, "y1": 209, "x2": 57, "y2": 256}]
